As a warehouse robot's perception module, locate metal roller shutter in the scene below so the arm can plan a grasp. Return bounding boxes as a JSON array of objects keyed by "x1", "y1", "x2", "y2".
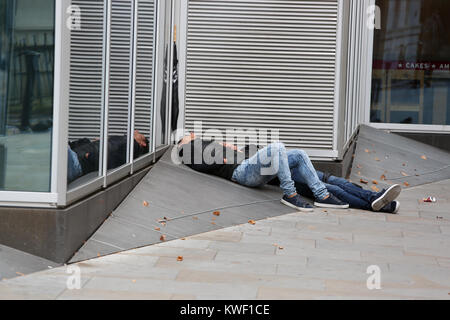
[
  {"x1": 107, "y1": 0, "x2": 133, "y2": 136},
  {"x1": 69, "y1": 0, "x2": 106, "y2": 141},
  {"x1": 134, "y1": 0, "x2": 156, "y2": 139},
  {"x1": 185, "y1": 0, "x2": 341, "y2": 157}
]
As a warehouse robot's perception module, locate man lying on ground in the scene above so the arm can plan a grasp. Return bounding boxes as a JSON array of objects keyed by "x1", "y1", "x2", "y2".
[
  {"x1": 67, "y1": 130, "x2": 149, "y2": 183},
  {"x1": 177, "y1": 133, "x2": 350, "y2": 212}
]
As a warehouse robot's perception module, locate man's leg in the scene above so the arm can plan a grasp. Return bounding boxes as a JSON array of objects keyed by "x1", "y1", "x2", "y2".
[
  {"x1": 288, "y1": 150, "x2": 329, "y2": 200},
  {"x1": 321, "y1": 172, "x2": 401, "y2": 212},
  {"x1": 295, "y1": 181, "x2": 370, "y2": 210},
  {"x1": 232, "y1": 142, "x2": 314, "y2": 212},
  {"x1": 67, "y1": 147, "x2": 83, "y2": 183},
  {"x1": 232, "y1": 142, "x2": 297, "y2": 197},
  {"x1": 325, "y1": 174, "x2": 378, "y2": 204}
]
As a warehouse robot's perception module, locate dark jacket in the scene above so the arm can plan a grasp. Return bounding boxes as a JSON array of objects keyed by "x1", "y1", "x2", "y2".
[
  {"x1": 70, "y1": 136, "x2": 149, "y2": 175},
  {"x1": 178, "y1": 139, "x2": 257, "y2": 181}
]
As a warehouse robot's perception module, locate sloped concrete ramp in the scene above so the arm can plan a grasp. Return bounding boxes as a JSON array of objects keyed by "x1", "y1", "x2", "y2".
[
  {"x1": 0, "y1": 245, "x2": 59, "y2": 280},
  {"x1": 70, "y1": 148, "x2": 292, "y2": 263},
  {"x1": 350, "y1": 125, "x2": 450, "y2": 190}
]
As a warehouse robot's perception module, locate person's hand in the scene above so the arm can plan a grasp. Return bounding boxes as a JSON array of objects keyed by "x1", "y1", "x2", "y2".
[
  {"x1": 221, "y1": 142, "x2": 243, "y2": 153},
  {"x1": 134, "y1": 130, "x2": 147, "y2": 148},
  {"x1": 178, "y1": 133, "x2": 196, "y2": 146}
]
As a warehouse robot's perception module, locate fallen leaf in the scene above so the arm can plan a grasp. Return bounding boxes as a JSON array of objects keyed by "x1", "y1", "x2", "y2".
[
  {"x1": 160, "y1": 235, "x2": 166, "y2": 242},
  {"x1": 371, "y1": 186, "x2": 380, "y2": 192},
  {"x1": 143, "y1": 201, "x2": 149, "y2": 207},
  {"x1": 402, "y1": 163, "x2": 407, "y2": 167},
  {"x1": 365, "y1": 149, "x2": 370, "y2": 153},
  {"x1": 278, "y1": 247, "x2": 284, "y2": 250},
  {"x1": 177, "y1": 256, "x2": 184, "y2": 262},
  {"x1": 380, "y1": 174, "x2": 386, "y2": 181},
  {"x1": 374, "y1": 158, "x2": 381, "y2": 162},
  {"x1": 401, "y1": 172, "x2": 408, "y2": 177},
  {"x1": 421, "y1": 155, "x2": 428, "y2": 160},
  {"x1": 181, "y1": 238, "x2": 186, "y2": 240},
  {"x1": 15, "y1": 272, "x2": 25, "y2": 277},
  {"x1": 360, "y1": 179, "x2": 369, "y2": 184},
  {"x1": 192, "y1": 217, "x2": 199, "y2": 220},
  {"x1": 404, "y1": 182, "x2": 410, "y2": 187},
  {"x1": 248, "y1": 220, "x2": 256, "y2": 225},
  {"x1": 211, "y1": 222, "x2": 216, "y2": 225},
  {"x1": 213, "y1": 211, "x2": 221, "y2": 216},
  {"x1": 372, "y1": 180, "x2": 379, "y2": 185},
  {"x1": 155, "y1": 227, "x2": 161, "y2": 231}
]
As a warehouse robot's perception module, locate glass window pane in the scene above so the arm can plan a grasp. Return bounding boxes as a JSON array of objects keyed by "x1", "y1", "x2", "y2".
[
  {"x1": 371, "y1": 0, "x2": 450, "y2": 125},
  {"x1": 0, "y1": 0, "x2": 55, "y2": 192}
]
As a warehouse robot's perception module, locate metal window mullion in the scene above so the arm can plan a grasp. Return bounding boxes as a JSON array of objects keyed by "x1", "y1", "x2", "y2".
[
  {"x1": 150, "y1": 0, "x2": 158, "y2": 154},
  {"x1": 152, "y1": 0, "x2": 161, "y2": 158},
  {"x1": 52, "y1": 0, "x2": 70, "y2": 206},
  {"x1": 101, "y1": 0, "x2": 112, "y2": 187},
  {"x1": 129, "y1": 0, "x2": 138, "y2": 174},
  {"x1": 332, "y1": 0, "x2": 343, "y2": 155},
  {"x1": 166, "y1": 0, "x2": 175, "y2": 144}
]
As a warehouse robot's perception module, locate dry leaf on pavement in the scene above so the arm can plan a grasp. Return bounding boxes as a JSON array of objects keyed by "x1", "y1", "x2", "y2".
[
  {"x1": 248, "y1": 220, "x2": 256, "y2": 225},
  {"x1": 143, "y1": 201, "x2": 149, "y2": 207},
  {"x1": 213, "y1": 211, "x2": 221, "y2": 216},
  {"x1": 160, "y1": 235, "x2": 166, "y2": 242},
  {"x1": 177, "y1": 256, "x2": 184, "y2": 262}
]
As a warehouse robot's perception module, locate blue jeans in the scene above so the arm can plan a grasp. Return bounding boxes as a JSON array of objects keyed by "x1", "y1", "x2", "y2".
[
  {"x1": 68, "y1": 147, "x2": 83, "y2": 183},
  {"x1": 232, "y1": 142, "x2": 329, "y2": 199},
  {"x1": 295, "y1": 171, "x2": 379, "y2": 210}
]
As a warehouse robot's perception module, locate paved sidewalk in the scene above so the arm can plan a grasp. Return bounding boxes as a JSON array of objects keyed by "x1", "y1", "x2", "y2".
[{"x1": 1, "y1": 180, "x2": 450, "y2": 300}]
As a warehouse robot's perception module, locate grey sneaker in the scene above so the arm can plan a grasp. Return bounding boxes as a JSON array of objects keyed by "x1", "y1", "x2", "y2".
[{"x1": 372, "y1": 184, "x2": 402, "y2": 212}]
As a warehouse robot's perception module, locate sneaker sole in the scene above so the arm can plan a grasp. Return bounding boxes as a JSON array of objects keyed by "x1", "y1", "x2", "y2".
[
  {"x1": 314, "y1": 202, "x2": 350, "y2": 209},
  {"x1": 392, "y1": 201, "x2": 400, "y2": 214},
  {"x1": 281, "y1": 199, "x2": 314, "y2": 212},
  {"x1": 372, "y1": 185, "x2": 402, "y2": 212}
]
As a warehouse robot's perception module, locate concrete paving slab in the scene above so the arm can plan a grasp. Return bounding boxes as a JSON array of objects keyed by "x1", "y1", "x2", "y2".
[{"x1": 0, "y1": 245, "x2": 60, "y2": 281}]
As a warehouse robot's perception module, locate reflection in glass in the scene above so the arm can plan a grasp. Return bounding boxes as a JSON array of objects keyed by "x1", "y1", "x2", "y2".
[
  {"x1": 0, "y1": 0, "x2": 55, "y2": 192},
  {"x1": 371, "y1": 0, "x2": 450, "y2": 125}
]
